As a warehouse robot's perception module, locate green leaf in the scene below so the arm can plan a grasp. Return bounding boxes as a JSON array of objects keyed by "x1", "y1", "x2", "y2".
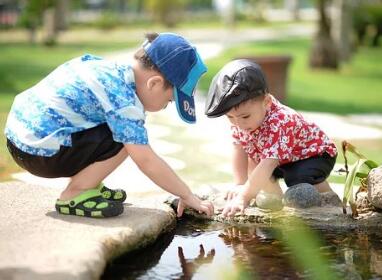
[
  {"x1": 364, "y1": 160, "x2": 379, "y2": 169},
  {"x1": 343, "y1": 159, "x2": 376, "y2": 216},
  {"x1": 355, "y1": 172, "x2": 369, "y2": 179}
]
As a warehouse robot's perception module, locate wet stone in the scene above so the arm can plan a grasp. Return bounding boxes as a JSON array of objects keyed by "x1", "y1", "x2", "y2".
[
  {"x1": 356, "y1": 191, "x2": 376, "y2": 213},
  {"x1": 320, "y1": 191, "x2": 342, "y2": 207},
  {"x1": 255, "y1": 191, "x2": 283, "y2": 211},
  {"x1": 283, "y1": 183, "x2": 321, "y2": 208},
  {"x1": 368, "y1": 166, "x2": 382, "y2": 210}
]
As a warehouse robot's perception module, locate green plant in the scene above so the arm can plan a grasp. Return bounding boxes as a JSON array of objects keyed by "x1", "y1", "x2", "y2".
[
  {"x1": 353, "y1": 2, "x2": 382, "y2": 47},
  {"x1": 18, "y1": 0, "x2": 54, "y2": 30},
  {"x1": 94, "y1": 12, "x2": 121, "y2": 30},
  {"x1": 277, "y1": 217, "x2": 339, "y2": 280},
  {"x1": 144, "y1": 0, "x2": 187, "y2": 27},
  {"x1": 341, "y1": 141, "x2": 379, "y2": 217}
]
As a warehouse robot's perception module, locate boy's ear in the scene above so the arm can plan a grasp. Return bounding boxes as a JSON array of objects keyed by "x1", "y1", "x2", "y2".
[
  {"x1": 264, "y1": 94, "x2": 272, "y2": 109},
  {"x1": 147, "y1": 75, "x2": 164, "y2": 90}
]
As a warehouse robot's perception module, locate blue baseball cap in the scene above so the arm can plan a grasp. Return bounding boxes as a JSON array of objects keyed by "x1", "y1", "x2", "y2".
[{"x1": 143, "y1": 33, "x2": 207, "y2": 123}]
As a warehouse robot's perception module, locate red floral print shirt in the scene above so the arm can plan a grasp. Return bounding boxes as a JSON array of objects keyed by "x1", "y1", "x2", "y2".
[{"x1": 231, "y1": 96, "x2": 337, "y2": 165}]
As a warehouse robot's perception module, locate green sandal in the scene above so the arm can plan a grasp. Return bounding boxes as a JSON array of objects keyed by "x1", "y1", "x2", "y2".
[
  {"x1": 55, "y1": 188, "x2": 124, "y2": 218},
  {"x1": 98, "y1": 183, "x2": 127, "y2": 203}
]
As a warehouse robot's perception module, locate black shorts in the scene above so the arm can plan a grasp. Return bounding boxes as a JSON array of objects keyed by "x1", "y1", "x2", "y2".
[
  {"x1": 6, "y1": 124, "x2": 124, "y2": 178},
  {"x1": 273, "y1": 152, "x2": 337, "y2": 187}
]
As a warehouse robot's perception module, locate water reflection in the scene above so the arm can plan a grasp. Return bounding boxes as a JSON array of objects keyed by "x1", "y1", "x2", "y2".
[
  {"x1": 321, "y1": 230, "x2": 382, "y2": 279},
  {"x1": 102, "y1": 227, "x2": 176, "y2": 280},
  {"x1": 219, "y1": 226, "x2": 301, "y2": 279},
  {"x1": 102, "y1": 219, "x2": 233, "y2": 280},
  {"x1": 103, "y1": 219, "x2": 382, "y2": 280},
  {"x1": 178, "y1": 245, "x2": 215, "y2": 279}
]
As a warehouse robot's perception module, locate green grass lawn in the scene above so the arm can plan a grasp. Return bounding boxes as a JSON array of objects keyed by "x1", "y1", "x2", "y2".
[
  {"x1": 199, "y1": 39, "x2": 382, "y2": 114},
  {"x1": 0, "y1": 41, "x2": 137, "y2": 96}
]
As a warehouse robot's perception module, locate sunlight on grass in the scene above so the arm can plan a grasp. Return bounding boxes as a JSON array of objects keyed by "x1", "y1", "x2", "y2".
[
  {"x1": 147, "y1": 114, "x2": 232, "y2": 189},
  {"x1": 199, "y1": 39, "x2": 382, "y2": 114},
  {"x1": 0, "y1": 41, "x2": 137, "y2": 95}
]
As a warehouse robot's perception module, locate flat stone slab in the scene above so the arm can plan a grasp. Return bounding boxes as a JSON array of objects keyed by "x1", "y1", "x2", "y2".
[
  {"x1": 169, "y1": 186, "x2": 382, "y2": 230},
  {"x1": 0, "y1": 181, "x2": 176, "y2": 280}
]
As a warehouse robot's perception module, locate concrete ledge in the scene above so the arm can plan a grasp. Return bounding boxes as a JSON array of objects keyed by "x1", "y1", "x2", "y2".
[{"x1": 0, "y1": 181, "x2": 176, "y2": 280}]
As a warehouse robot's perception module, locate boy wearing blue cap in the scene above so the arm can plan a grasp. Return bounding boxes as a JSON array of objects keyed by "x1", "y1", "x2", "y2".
[{"x1": 5, "y1": 32, "x2": 214, "y2": 218}]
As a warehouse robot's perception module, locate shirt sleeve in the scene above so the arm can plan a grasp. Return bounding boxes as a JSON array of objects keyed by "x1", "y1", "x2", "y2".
[{"x1": 105, "y1": 107, "x2": 148, "y2": 145}]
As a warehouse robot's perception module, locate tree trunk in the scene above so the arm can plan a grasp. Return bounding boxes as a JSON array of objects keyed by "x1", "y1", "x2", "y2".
[
  {"x1": 218, "y1": 0, "x2": 235, "y2": 27},
  {"x1": 332, "y1": 0, "x2": 353, "y2": 61},
  {"x1": 54, "y1": 0, "x2": 69, "y2": 31},
  {"x1": 309, "y1": 0, "x2": 339, "y2": 69},
  {"x1": 28, "y1": 27, "x2": 37, "y2": 44},
  {"x1": 42, "y1": 8, "x2": 57, "y2": 46},
  {"x1": 253, "y1": 0, "x2": 267, "y2": 23},
  {"x1": 285, "y1": 0, "x2": 300, "y2": 21}
]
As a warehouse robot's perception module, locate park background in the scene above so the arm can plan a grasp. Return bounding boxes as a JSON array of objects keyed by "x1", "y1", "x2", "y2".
[
  {"x1": 1, "y1": 1, "x2": 382, "y2": 279},
  {"x1": 0, "y1": 0, "x2": 381, "y2": 187}
]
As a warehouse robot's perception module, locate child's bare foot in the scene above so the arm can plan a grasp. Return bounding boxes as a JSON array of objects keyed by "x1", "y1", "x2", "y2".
[{"x1": 59, "y1": 187, "x2": 91, "y2": 201}]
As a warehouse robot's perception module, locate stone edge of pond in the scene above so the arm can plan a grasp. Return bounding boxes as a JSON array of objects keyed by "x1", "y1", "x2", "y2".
[
  {"x1": 165, "y1": 188, "x2": 382, "y2": 231},
  {"x1": 180, "y1": 206, "x2": 382, "y2": 231},
  {"x1": 0, "y1": 181, "x2": 177, "y2": 280}
]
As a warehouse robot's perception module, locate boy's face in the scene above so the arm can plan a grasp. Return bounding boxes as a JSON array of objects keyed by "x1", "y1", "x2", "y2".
[{"x1": 226, "y1": 95, "x2": 271, "y2": 132}]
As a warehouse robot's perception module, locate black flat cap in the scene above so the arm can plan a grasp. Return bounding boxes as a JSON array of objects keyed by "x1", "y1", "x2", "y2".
[{"x1": 205, "y1": 59, "x2": 268, "y2": 118}]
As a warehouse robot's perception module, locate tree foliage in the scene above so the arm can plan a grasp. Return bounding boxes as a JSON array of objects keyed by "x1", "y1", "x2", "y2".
[
  {"x1": 19, "y1": 0, "x2": 54, "y2": 30},
  {"x1": 144, "y1": 0, "x2": 188, "y2": 27}
]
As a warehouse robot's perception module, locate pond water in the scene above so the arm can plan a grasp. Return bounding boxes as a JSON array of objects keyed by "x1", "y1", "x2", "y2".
[{"x1": 102, "y1": 218, "x2": 382, "y2": 280}]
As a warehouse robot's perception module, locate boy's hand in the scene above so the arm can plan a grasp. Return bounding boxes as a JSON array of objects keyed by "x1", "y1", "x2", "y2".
[
  {"x1": 177, "y1": 194, "x2": 214, "y2": 218},
  {"x1": 224, "y1": 184, "x2": 245, "y2": 201},
  {"x1": 222, "y1": 191, "x2": 249, "y2": 217}
]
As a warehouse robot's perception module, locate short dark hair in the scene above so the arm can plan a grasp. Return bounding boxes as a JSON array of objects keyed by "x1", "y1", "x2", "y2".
[
  {"x1": 134, "y1": 32, "x2": 172, "y2": 89},
  {"x1": 232, "y1": 93, "x2": 266, "y2": 111}
]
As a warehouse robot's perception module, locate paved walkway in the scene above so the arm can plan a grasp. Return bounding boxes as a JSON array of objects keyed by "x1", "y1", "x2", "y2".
[{"x1": 0, "y1": 181, "x2": 175, "y2": 280}]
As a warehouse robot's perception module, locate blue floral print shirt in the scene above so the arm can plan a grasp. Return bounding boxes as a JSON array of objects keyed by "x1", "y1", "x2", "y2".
[{"x1": 4, "y1": 54, "x2": 148, "y2": 156}]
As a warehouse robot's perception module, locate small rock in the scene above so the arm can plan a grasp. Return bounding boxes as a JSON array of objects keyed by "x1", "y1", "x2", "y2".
[
  {"x1": 164, "y1": 195, "x2": 179, "y2": 213},
  {"x1": 320, "y1": 191, "x2": 342, "y2": 207},
  {"x1": 283, "y1": 183, "x2": 321, "y2": 208},
  {"x1": 356, "y1": 191, "x2": 375, "y2": 213},
  {"x1": 255, "y1": 190, "x2": 283, "y2": 211},
  {"x1": 368, "y1": 166, "x2": 382, "y2": 210}
]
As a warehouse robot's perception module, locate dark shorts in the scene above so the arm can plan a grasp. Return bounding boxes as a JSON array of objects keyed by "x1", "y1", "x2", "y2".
[
  {"x1": 6, "y1": 124, "x2": 124, "y2": 178},
  {"x1": 272, "y1": 152, "x2": 337, "y2": 187}
]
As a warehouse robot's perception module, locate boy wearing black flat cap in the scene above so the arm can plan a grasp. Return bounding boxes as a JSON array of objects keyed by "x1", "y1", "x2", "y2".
[{"x1": 205, "y1": 59, "x2": 337, "y2": 217}]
